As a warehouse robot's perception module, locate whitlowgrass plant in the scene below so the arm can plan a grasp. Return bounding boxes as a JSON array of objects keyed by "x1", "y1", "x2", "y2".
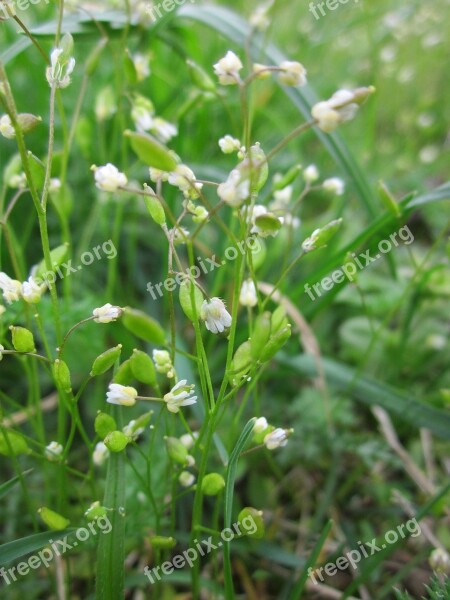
[{"x1": 0, "y1": 4, "x2": 389, "y2": 599}]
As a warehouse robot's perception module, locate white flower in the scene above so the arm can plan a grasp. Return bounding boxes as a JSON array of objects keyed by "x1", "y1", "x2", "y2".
[
  {"x1": 93, "y1": 441, "x2": 109, "y2": 466},
  {"x1": 123, "y1": 419, "x2": 145, "y2": 440},
  {"x1": 303, "y1": 165, "x2": 319, "y2": 183},
  {"x1": 186, "y1": 454, "x2": 195, "y2": 467},
  {"x1": 132, "y1": 105, "x2": 154, "y2": 132},
  {"x1": 179, "y1": 471, "x2": 196, "y2": 487},
  {"x1": 239, "y1": 279, "x2": 258, "y2": 307},
  {"x1": 272, "y1": 185, "x2": 293, "y2": 207},
  {"x1": 133, "y1": 52, "x2": 151, "y2": 81},
  {"x1": 217, "y1": 169, "x2": 250, "y2": 207},
  {"x1": 92, "y1": 163, "x2": 128, "y2": 192},
  {"x1": 0, "y1": 272, "x2": 22, "y2": 304},
  {"x1": 323, "y1": 177, "x2": 345, "y2": 195},
  {"x1": 170, "y1": 226, "x2": 190, "y2": 245},
  {"x1": 219, "y1": 135, "x2": 241, "y2": 154},
  {"x1": 93, "y1": 303, "x2": 122, "y2": 323},
  {"x1": 49, "y1": 178, "x2": 62, "y2": 194},
  {"x1": 248, "y1": 204, "x2": 282, "y2": 238},
  {"x1": 46, "y1": 48, "x2": 76, "y2": 89},
  {"x1": 254, "y1": 417, "x2": 269, "y2": 433},
  {"x1": 45, "y1": 441, "x2": 63, "y2": 461},
  {"x1": 163, "y1": 379, "x2": 197, "y2": 414},
  {"x1": 213, "y1": 51, "x2": 243, "y2": 85},
  {"x1": 301, "y1": 228, "x2": 321, "y2": 252},
  {"x1": 0, "y1": 115, "x2": 15, "y2": 139},
  {"x1": 168, "y1": 165, "x2": 203, "y2": 199},
  {"x1": 152, "y1": 349, "x2": 175, "y2": 378},
  {"x1": 149, "y1": 167, "x2": 169, "y2": 183},
  {"x1": 180, "y1": 432, "x2": 198, "y2": 450},
  {"x1": 200, "y1": 297, "x2": 232, "y2": 334},
  {"x1": 151, "y1": 117, "x2": 178, "y2": 143},
  {"x1": 278, "y1": 61, "x2": 307, "y2": 87},
  {"x1": 9, "y1": 173, "x2": 27, "y2": 189},
  {"x1": 0, "y1": 344, "x2": 4, "y2": 361},
  {"x1": 22, "y1": 277, "x2": 44, "y2": 304},
  {"x1": 249, "y1": 4, "x2": 271, "y2": 30},
  {"x1": 264, "y1": 427, "x2": 291, "y2": 450},
  {"x1": 312, "y1": 89, "x2": 360, "y2": 133},
  {"x1": 106, "y1": 383, "x2": 138, "y2": 407}
]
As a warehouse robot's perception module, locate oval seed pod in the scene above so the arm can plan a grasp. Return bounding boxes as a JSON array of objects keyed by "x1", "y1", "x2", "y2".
[
  {"x1": 165, "y1": 436, "x2": 188, "y2": 465},
  {"x1": 84, "y1": 502, "x2": 108, "y2": 521},
  {"x1": 53, "y1": 359, "x2": 72, "y2": 394},
  {"x1": 10, "y1": 326, "x2": 35, "y2": 353},
  {"x1": 38, "y1": 507, "x2": 70, "y2": 530},
  {"x1": 113, "y1": 359, "x2": 134, "y2": 385},
  {"x1": 259, "y1": 325, "x2": 291, "y2": 363},
  {"x1": 104, "y1": 431, "x2": 129, "y2": 453},
  {"x1": 90, "y1": 345, "x2": 122, "y2": 377},
  {"x1": 17, "y1": 113, "x2": 42, "y2": 134},
  {"x1": 34, "y1": 243, "x2": 69, "y2": 280},
  {"x1": 130, "y1": 350, "x2": 157, "y2": 386},
  {"x1": 143, "y1": 190, "x2": 166, "y2": 226},
  {"x1": 201, "y1": 473, "x2": 225, "y2": 496},
  {"x1": 229, "y1": 340, "x2": 252, "y2": 386},
  {"x1": 272, "y1": 164, "x2": 302, "y2": 191},
  {"x1": 179, "y1": 280, "x2": 204, "y2": 322},
  {"x1": 122, "y1": 307, "x2": 166, "y2": 345},
  {"x1": 250, "y1": 312, "x2": 272, "y2": 360},
  {"x1": 150, "y1": 536, "x2": 176, "y2": 550},
  {"x1": 0, "y1": 430, "x2": 29, "y2": 456},
  {"x1": 95, "y1": 412, "x2": 117, "y2": 439},
  {"x1": 124, "y1": 130, "x2": 178, "y2": 172},
  {"x1": 271, "y1": 306, "x2": 288, "y2": 335},
  {"x1": 238, "y1": 507, "x2": 265, "y2": 539}
]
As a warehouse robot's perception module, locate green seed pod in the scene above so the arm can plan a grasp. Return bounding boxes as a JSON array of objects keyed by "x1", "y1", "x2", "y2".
[
  {"x1": 143, "y1": 190, "x2": 166, "y2": 226},
  {"x1": 3, "y1": 153, "x2": 22, "y2": 187},
  {"x1": 271, "y1": 306, "x2": 288, "y2": 335},
  {"x1": 201, "y1": 473, "x2": 225, "y2": 496},
  {"x1": 302, "y1": 218, "x2": 343, "y2": 253},
  {"x1": 272, "y1": 164, "x2": 302, "y2": 191},
  {"x1": 27, "y1": 152, "x2": 45, "y2": 191},
  {"x1": 90, "y1": 344, "x2": 122, "y2": 377},
  {"x1": 124, "y1": 411, "x2": 153, "y2": 437},
  {"x1": 259, "y1": 325, "x2": 291, "y2": 363},
  {"x1": 95, "y1": 412, "x2": 117, "y2": 439},
  {"x1": 150, "y1": 536, "x2": 176, "y2": 550},
  {"x1": 124, "y1": 130, "x2": 178, "y2": 172},
  {"x1": 113, "y1": 359, "x2": 134, "y2": 385},
  {"x1": 254, "y1": 212, "x2": 282, "y2": 237},
  {"x1": 186, "y1": 59, "x2": 216, "y2": 92},
  {"x1": 130, "y1": 349, "x2": 157, "y2": 386},
  {"x1": 123, "y1": 307, "x2": 166, "y2": 345},
  {"x1": 95, "y1": 86, "x2": 116, "y2": 122},
  {"x1": 34, "y1": 243, "x2": 70, "y2": 280},
  {"x1": 0, "y1": 430, "x2": 29, "y2": 456},
  {"x1": 165, "y1": 436, "x2": 188, "y2": 465},
  {"x1": 38, "y1": 506, "x2": 70, "y2": 530},
  {"x1": 17, "y1": 113, "x2": 42, "y2": 135},
  {"x1": 104, "y1": 431, "x2": 130, "y2": 453},
  {"x1": 84, "y1": 501, "x2": 108, "y2": 521},
  {"x1": 238, "y1": 507, "x2": 265, "y2": 539},
  {"x1": 53, "y1": 359, "x2": 72, "y2": 394},
  {"x1": 179, "y1": 280, "x2": 204, "y2": 322},
  {"x1": 249, "y1": 143, "x2": 268, "y2": 194},
  {"x1": 250, "y1": 312, "x2": 272, "y2": 361},
  {"x1": 10, "y1": 326, "x2": 35, "y2": 353},
  {"x1": 229, "y1": 340, "x2": 252, "y2": 386}
]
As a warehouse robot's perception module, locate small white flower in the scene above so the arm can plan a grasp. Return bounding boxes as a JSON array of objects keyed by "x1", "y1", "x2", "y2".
[
  {"x1": 149, "y1": 167, "x2": 169, "y2": 183},
  {"x1": 219, "y1": 135, "x2": 241, "y2": 154},
  {"x1": 301, "y1": 228, "x2": 321, "y2": 252},
  {"x1": 49, "y1": 178, "x2": 62, "y2": 194},
  {"x1": 152, "y1": 349, "x2": 175, "y2": 378},
  {"x1": 93, "y1": 303, "x2": 122, "y2": 323},
  {"x1": 170, "y1": 226, "x2": 190, "y2": 245},
  {"x1": 250, "y1": 4, "x2": 271, "y2": 30},
  {"x1": 8, "y1": 173, "x2": 27, "y2": 189},
  {"x1": 239, "y1": 279, "x2": 258, "y2": 307},
  {"x1": 186, "y1": 454, "x2": 196, "y2": 467},
  {"x1": 0, "y1": 114, "x2": 15, "y2": 139},
  {"x1": 0, "y1": 272, "x2": 22, "y2": 304},
  {"x1": 213, "y1": 50, "x2": 243, "y2": 85},
  {"x1": 151, "y1": 117, "x2": 178, "y2": 143},
  {"x1": 92, "y1": 163, "x2": 128, "y2": 193},
  {"x1": 22, "y1": 277, "x2": 45, "y2": 304},
  {"x1": 272, "y1": 185, "x2": 293, "y2": 207},
  {"x1": 168, "y1": 164, "x2": 203, "y2": 199},
  {"x1": 323, "y1": 177, "x2": 345, "y2": 195},
  {"x1": 252, "y1": 63, "x2": 272, "y2": 80},
  {"x1": 133, "y1": 52, "x2": 151, "y2": 81},
  {"x1": 278, "y1": 61, "x2": 307, "y2": 87},
  {"x1": 106, "y1": 383, "x2": 138, "y2": 407},
  {"x1": 179, "y1": 471, "x2": 196, "y2": 487},
  {"x1": 45, "y1": 441, "x2": 63, "y2": 461},
  {"x1": 0, "y1": 344, "x2": 4, "y2": 361},
  {"x1": 163, "y1": 379, "x2": 197, "y2": 414},
  {"x1": 93, "y1": 441, "x2": 109, "y2": 466},
  {"x1": 132, "y1": 106, "x2": 154, "y2": 132},
  {"x1": 200, "y1": 297, "x2": 232, "y2": 334},
  {"x1": 254, "y1": 417, "x2": 269, "y2": 433},
  {"x1": 264, "y1": 427, "x2": 291, "y2": 450},
  {"x1": 303, "y1": 165, "x2": 319, "y2": 183},
  {"x1": 179, "y1": 432, "x2": 198, "y2": 450},
  {"x1": 312, "y1": 89, "x2": 359, "y2": 133},
  {"x1": 46, "y1": 48, "x2": 76, "y2": 89},
  {"x1": 123, "y1": 419, "x2": 145, "y2": 440},
  {"x1": 217, "y1": 169, "x2": 250, "y2": 207}
]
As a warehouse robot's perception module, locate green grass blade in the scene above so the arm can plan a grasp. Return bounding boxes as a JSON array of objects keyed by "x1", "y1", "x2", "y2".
[
  {"x1": 0, "y1": 529, "x2": 72, "y2": 564},
  {"x1": 223, "y1": 417, "x2": 256, "y2": 599},
  {"x1": 279, "y1": 354, "x2": 450, "y2": 439},
  {"x1": 0, "y1": 469, "x2": 32, "y2": 500}
]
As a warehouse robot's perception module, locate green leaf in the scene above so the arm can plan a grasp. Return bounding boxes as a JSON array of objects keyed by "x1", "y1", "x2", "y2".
[
  {"x1": 0, "y1": 470, "x2": 32, "y2": 500},
  {"x1": 0, "y1": 530, "x2": 72, "y2": 564},
  {"x1": 279, "y1": 354, "x2": 450, "y2": 439}
]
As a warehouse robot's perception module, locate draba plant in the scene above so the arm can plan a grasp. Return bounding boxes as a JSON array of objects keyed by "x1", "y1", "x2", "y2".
[{"x1": 1, "y1": 1, "x2": 449, "y2": 599}]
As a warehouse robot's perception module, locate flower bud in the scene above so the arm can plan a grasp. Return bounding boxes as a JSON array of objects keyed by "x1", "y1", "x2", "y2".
[
  {"x1": 95, "y1": 412, "x2": 117, "y2": 439},
  {"x1": 38, "y1": 507, "x2": 70, "y2": 530},
  {"x1": 104, "y1": 431, "x2": 130, "y2": 453},
  {"x1": 429, "y1": 548, "x2": 450, "y2": 574},
  {"x1": 10, "y1": 326, "x2": 35, "y2": 353},
  {"x1": 201, "y1": 473, "x2": 225, "y2": 496}
]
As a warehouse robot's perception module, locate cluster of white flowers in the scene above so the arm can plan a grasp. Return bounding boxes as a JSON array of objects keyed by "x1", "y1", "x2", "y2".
[
  {"x1": 92, "y1": 163, "x2": 128, "y2": 193},
  {"x1": 253, "y1": 417, "x2": 293, "y2": 450},
  {"x1": 152, "y1": 349, "x2": 175, "y2": 379},
  {"x1": 217, "y1": 169, "x2": 250, "y2": 207},
  {"x1": 312, "y1": 87, "x2": 374, "y2": 133},
  {"x1": 163, "y1": 380, "x2": 197, "y2": 413},
  {"x1": 131, "y1": 94, "x2": 177, "y2": 142},
  {"x1": 45, "y1": 441, "x2": 63, "y2": 461},
  {"x1": 93, "y1": 303, "x2": 122, "y2": 323},
  {"x1": 178, "y1": 431, "x2": 198, "y2": 487},
  {"x1": 219, "y1": 135, "x2": 242, "y2": 154},
  {"x1": 200, "y1": 297, "x2": 232, "y2": 334},
  {"x1": 0, "y1": 272, "x2": 46, "y2": 305}
]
